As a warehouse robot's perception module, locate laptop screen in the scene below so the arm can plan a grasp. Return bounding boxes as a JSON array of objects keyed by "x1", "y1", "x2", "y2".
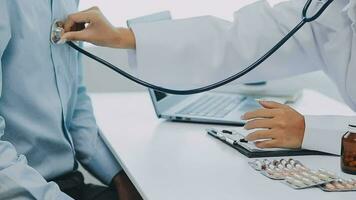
[{"x1": 153, "y1": 90, "x2": 168, "y2": 102}]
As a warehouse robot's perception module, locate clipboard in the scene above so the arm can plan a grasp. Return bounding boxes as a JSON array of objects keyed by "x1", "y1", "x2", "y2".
[{"x1": 207, "y1": 128, "x2": 336, "y2": 158}]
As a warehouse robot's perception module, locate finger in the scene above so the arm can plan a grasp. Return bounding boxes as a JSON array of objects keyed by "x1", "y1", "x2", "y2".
[
  {"x1": 82, "y1": 6, "x2": 100, "y2": 13},
  {"x1": 259, "y1": 101, "x2": 285, "y2": 109},
  {"x1": 61, "y1": 30, "x2": 89, "y2": 42},
  {"x1": 245, "y1": 130, "x2": 275, "y2": 141},
  {"x1": 255, "y1": 140, "x2": 280, "y2": 148},
  {"x1": 242, "y1": 108, "x2": 279, "y2": 120},
  {"x1": 244, "y1": 118, "x2": 275, "y2": 130},
  {"x1": 64, "y1": 12, "x2": 92, "y2": 32}
]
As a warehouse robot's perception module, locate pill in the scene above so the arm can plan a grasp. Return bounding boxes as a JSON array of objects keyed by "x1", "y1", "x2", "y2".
[
  {"x1": 292, "y1": 179, "x2": 306, "y2": 188},
  {"x1": 334, "y1": 182, "x2": 346, "y2": 190},
  {"x1": 292, "y1": 174, "x2": 303, "y2": 180},
  {"x1": 268, "y1": 164, "x2": 276, "y2": 170},
  {"x1": 286, "y1": 176, "x2": 295, "y2": 183},
  {"x1": 285, "y1": 163, "x2": 293, "y2": 169},
  {"x1": 318, "y1": 169, "x2": 336, "y2": 178},
  {"x1": 273, "y1": 160, "x2": 280, "y2": 166},
  {"x1": 343, "y1": 183, "x2": 354, "y2": 189},
  {"x1": 255, "y1": 163, "x2": 263, "y2": 170},
  {"x1": 263, "y1": 159, "x2": 271, "y2": 165},
  {"x1": 301, "y1": 171, "x2": 311, "y2": 177},
  {"x1": 301, "y1": 177, "x2": 314, "y2": 185},
  {"x1": 280, "y1": 159, "x2": 287, "y2": 165},
  {"x1": 273, "y1": 169, "x2": 283, "y2": 174},
  {"x1": 315, "y1": 172, "x2": 329, "y2": 181},
  {"x1": 288, "y1": 159, "x2": 296, "y2": 165},
  {"x1": 309, "y1": 175, "x2": 321, "y2": 183},
  {"x1": 325, "y1": 183, "x2": 336, "y2": 190},
  {"x1": 277, "y1": 164, "x2": 285, "y2": 169},
  {"x1": 281, "y1": 171, "x2": 291, "y2": 177},
  {"x1": 266, "y1": 169, "x2": 275, "y2": 176}
]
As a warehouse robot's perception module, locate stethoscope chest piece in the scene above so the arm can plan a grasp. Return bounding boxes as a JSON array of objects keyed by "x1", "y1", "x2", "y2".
[{"x1": 51, "y1": 20, "x2": 66, "y2": 45}]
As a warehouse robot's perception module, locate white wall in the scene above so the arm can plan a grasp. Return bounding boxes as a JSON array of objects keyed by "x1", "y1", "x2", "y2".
[{"x1": 79, "y1": 0, "x2": 287, "y2": 24}]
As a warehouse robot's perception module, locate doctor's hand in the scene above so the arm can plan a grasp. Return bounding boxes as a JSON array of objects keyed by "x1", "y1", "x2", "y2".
[
  {"x1": 62, "y1": 7, "x2": 136, "y2": 49},
  {"x1": 242, "y1": 101, "x2": 305, "y2": 149}
]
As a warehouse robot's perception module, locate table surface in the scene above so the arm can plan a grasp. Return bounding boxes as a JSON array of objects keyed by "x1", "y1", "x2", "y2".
[{"x1": 90, "y1": 90, "x2": 356, "y2": 200}]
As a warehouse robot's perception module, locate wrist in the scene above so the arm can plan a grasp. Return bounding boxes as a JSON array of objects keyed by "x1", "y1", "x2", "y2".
[
  {"x1": 115, "y1": 28, "x2": 136, "y2": 49},
  {"x1": 111, "y1": 170, "x2": 125, "y2": 188}
]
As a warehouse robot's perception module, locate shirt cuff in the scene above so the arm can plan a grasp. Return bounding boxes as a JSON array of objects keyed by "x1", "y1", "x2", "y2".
[
  {"x1": 302, "y1": 115, "x2": 355, "y2": 155},
  {"x1": 81, "y1": 131, "x2": 122, "y2": 185}
]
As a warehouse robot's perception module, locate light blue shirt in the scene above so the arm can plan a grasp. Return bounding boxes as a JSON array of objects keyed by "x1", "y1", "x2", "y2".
[{"x1": 0, "y1": 0, "x2": 121, "y2": 199}]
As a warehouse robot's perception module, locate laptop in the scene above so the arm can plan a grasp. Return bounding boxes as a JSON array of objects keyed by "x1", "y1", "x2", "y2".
[{"x1": 148, "y1": 89, "x2": 263, "y2": 126}]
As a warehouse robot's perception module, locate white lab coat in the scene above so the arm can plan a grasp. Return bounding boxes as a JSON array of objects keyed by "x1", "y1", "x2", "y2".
[{"x1": 129, "y1": 0, "x2": 356, "y2": 155}]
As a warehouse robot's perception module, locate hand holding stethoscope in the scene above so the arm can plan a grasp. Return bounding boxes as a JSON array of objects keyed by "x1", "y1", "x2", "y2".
[{"x1": 61, "y1": 7, "x2": 135, "y2": 49}]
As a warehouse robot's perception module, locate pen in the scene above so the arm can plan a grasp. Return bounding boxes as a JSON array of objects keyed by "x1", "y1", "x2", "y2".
[
  {"x1": 222, "y1": 130, "x2": 233, "y2": 135},
  {"x1": 225, "y1": 137, "x2": 238, "y2": 145},
  {"x1": 240, "y1": 138, "x2": 249, "y2": 143}
]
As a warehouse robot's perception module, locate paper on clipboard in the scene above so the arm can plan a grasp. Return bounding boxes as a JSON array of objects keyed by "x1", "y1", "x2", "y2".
[{"x1": 212, "y1": 128, "x2": 287, "y2": 152}]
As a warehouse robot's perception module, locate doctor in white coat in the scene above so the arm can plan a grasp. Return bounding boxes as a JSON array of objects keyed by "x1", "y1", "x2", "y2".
[{"x1": 62, "y1": 0, "x2": 356, "y2": 155}]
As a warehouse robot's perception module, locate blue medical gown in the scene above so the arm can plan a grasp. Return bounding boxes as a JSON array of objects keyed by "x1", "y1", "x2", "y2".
[{"x1": 0, "y1": 0, "x2": 121, "y2": 199}]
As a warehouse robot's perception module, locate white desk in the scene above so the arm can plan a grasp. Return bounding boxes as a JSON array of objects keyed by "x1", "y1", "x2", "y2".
[{"x1": 91, "y1": 90, "x2": 356, "y2": 200}]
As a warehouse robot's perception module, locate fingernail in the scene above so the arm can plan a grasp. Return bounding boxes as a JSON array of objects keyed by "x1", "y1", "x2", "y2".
[{"x1": 241, "y1": 114, "x2": 246, "y2": 120}]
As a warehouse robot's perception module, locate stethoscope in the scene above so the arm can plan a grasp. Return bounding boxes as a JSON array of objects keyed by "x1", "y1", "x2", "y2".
[{"x1": 51, "y1": 0, "x2": 333, "y2": 95}]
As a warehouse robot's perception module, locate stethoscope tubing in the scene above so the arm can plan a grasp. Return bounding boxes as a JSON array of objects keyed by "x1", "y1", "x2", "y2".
[{"x1": 67, "y1": 0, "x2": 333, "y2": 95}]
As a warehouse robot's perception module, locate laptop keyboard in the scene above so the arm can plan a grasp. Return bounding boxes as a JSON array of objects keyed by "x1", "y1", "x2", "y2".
[{"x1": 176, "y1": 94, "x2": 245, "y2": 118}]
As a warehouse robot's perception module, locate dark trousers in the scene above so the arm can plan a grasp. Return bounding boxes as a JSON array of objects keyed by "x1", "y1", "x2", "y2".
[{"x1": 53, "y1": 171, "x2": 118, "y2": 200}]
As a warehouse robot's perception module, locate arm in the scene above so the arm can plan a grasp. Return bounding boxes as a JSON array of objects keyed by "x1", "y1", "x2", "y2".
[
  {"x1": 0, "y1": 2, "x2": 71, "y2": 199},
  {"x1": 68, "y1": 49, "x2": 122, "y2": 185},
  {"x1": 302, "y1": 115, "x2": 356, "y2": 155},
  {"x1": 69, "y1": 48, "x2": 143, "y2": 199},
  {"x1": 63, "y1": 0, "x2": 328, "y2": 89}
]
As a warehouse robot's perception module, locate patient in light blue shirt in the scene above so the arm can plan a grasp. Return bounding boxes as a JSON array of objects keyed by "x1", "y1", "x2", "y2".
[{"x1": 0, "y1": 1, "x2": 140, "y2": 199}]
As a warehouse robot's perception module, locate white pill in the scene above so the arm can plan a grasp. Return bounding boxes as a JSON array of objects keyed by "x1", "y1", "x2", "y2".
[
  {"x1": 268, "y1": 164, "x2": 275, "y2": 170},
  {"x1": 292, "y1": 174, "x2": 303, "y2": 180},
  {"x1": 263, "y1": 159, "x2": 271, "y2": 165},
  {"x1": 289, "y1": 159, "x2": 296, "y2": 165},
  {"x1": 301, "y1": 177, "x2": 314, "y2": 186},
  {"x1": 309, "y1": 176, "x2": 321, "y2": 183},
  {"x1": 316, "y1": 173, "x2": 329, "y2": 181},
  {"x1": 292, "y1": 179, "x2": 306, "y2": 188},
  {"x1": 280, "y1": 159, "x2": 287, "y2": 165}
]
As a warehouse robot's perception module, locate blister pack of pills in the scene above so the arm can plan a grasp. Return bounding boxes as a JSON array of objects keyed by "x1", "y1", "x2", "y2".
[
  {"x1": 283, "y1": 169, "x2": 336, "y2": 189},
  {"x1": 249, "y1": 159, "x2": 309, "y2": 180},
  {"x1": 320, "y1": 179, "x2": 356, "y2": 192},
  {"x1": 248, "y1": 158, "x2": 347, "y2": 191}
]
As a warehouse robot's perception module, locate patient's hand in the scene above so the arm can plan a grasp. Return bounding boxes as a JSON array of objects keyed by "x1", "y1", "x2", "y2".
[
  {"x1": 113, "y1": 171, "x2": 143, "y2": 200},
  {"x1": 242, "y1": 101, "x2": 305, "y2": 149}
]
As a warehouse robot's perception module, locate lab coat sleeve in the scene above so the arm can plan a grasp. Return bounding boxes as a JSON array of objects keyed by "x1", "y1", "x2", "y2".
[
  {"x1": 129, "y1": 0, "x2": 326, "y2": 90},
  {"x1": 302, "y1": 115, "x2": 356, "y2": 155},
  {"x1": 0, "y1": 2, "x2": 72, "y2": 199},
  {"x1": 69, "y1": 48, "x2": 122, "y2": 185}
]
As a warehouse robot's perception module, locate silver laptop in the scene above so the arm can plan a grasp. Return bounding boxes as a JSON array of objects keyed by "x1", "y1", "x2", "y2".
[{"x1": 148, "y1": 89, "x2": 262, "y2": 126}]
